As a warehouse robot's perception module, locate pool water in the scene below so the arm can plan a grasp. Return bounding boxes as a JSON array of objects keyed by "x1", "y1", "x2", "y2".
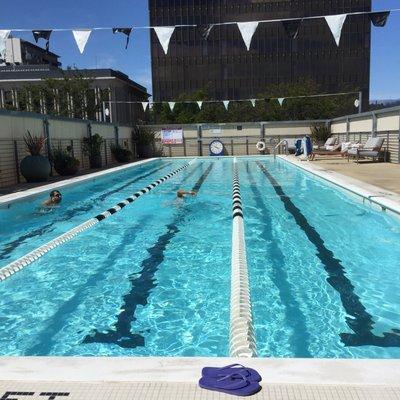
[{"x1": 0, "y1": 157, "x2": 399, "y2": 358}]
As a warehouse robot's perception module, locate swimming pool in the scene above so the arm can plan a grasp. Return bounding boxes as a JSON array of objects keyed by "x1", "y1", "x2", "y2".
[{"x1": 0, "y1": 157, "x2": 399, "y2": 358}]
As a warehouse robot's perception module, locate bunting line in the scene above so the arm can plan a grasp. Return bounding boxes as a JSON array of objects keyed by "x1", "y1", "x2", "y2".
[
  {"x1": 4, "y1": 8, "x2": 399, "y2": 32},
  {"x1": 107, "y1": 90, "x2": 360, "y2": 108},
  {"x1": 1, "y1": 9, "x2": 398, "y2": 54}
]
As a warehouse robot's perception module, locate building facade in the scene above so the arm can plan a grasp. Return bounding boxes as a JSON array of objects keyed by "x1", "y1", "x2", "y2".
[
  {"x1": 149, "y1": 0, "x2": 371, "y2": 108},
  {"x1": 0, "y1": 38, "x2": 149, "y2": 126}
]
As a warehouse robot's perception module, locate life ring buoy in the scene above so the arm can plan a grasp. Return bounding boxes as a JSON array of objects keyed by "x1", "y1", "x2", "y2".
[{"x1": 256, "y1": 141, "x2": 266, "y2": 152}]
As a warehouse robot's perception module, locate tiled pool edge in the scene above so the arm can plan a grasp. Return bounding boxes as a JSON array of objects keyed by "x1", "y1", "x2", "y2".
[
  {"x1": 0, "y1": 158, "x2": 158, "y2": 206},
  {"x1": 0, "y1": 357, "x2": 399, "y2": 386},
  {"x1": 278, "y1": 155, "x2": 400, "y2": 217}
]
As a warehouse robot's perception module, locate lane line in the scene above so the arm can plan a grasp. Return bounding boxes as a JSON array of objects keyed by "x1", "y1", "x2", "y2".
[
  {"x1": 0, "y1": 161, "x2": 195, "y2": 283},
  {"x1": 229, "y1": 158, "x2": 257, "y2": 357}
]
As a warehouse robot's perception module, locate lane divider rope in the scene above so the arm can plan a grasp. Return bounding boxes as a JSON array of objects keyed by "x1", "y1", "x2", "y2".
[
  {"x1": 229, "y1": 157, "x2": 257, "y2": 357},
  {"x1": 0, "y1": 161, "x2": 195, "y2": 282}
]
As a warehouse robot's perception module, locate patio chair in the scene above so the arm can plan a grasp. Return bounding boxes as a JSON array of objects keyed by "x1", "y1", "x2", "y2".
[
  {"x1": 314, "y1": 137, "x2": 338, "y2": 151},
  {"x1": 347, "y1": 137, "x2": 385, "y2": 163}
]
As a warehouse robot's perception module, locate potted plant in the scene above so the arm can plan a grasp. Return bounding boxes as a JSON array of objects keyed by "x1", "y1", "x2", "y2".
[
  {"x1": 311, "y1": 125, "x2": 331, "y2": 147},
  {"x1": 20, "y1": 130, "x2": 51, "y2": 182},
  {"x1": 110, "y1": 143, "x2": 133, "y2": 163},
  {"x1": 52, "y1": 146, "x2": 80, "y2": 176},
  {"x1": 133, "y1": 126, "x2": 157, "y2": 159},
  {"x1": 82, "y1": 133, "x2": 104, "y2": 168}
]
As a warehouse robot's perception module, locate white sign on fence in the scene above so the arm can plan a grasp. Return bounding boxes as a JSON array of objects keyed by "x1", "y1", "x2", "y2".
[{"x1": 161, "y1": 128, "x2": 183, "y2": 144}]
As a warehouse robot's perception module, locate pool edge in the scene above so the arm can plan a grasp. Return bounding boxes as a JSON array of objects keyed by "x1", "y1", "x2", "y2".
[
  {"x1": 277, "y1": 155, "x2": 400, "y2": 218},
  {"x1": 0, "y1": 357, "x2": 399, "y2": 385},
  {"x1": 0, "y1": 158, "x2": 159, "y2": 206}
]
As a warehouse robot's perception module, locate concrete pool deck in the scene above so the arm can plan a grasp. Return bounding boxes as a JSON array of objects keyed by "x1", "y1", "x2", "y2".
[
  {"x1": 0, "y1": 357, "x2": 399, "y2": 399},
  {"x1": 287, "y1": 155, "x2": 400, "y2": 195}
]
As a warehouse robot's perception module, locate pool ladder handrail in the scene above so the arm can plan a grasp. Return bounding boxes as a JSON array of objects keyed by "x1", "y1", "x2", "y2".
[{"x1": 273, "y1": 139, "x2": 289, "y2": 159}]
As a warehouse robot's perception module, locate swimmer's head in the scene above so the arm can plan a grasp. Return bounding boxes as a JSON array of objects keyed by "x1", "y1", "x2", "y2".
[
  {"x1": 50, "y1": 190, "x2": 62, "y2": 204},
  {"x1": 177, "y1": 190, "x2": 185, "y2": 198}
]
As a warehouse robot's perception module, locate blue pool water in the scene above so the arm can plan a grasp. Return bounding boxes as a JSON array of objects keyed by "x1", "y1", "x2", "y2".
[{"x1": 0, "y1": 157, "x2": 399, "y2": 358}]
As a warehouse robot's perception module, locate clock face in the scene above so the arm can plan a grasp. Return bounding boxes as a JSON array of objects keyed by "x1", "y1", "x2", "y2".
[{"x1": 210, "y1": 140, "x2": 224, "y2": 155}]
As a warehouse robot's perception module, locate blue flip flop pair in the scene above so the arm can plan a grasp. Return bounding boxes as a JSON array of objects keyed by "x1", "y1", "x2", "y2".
[{"x1": 199, "y1": 363, "x2": 262, "y2": 397}]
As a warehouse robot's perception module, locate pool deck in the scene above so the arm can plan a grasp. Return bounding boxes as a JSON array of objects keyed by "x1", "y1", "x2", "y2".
[
  {"x1": 0, "y1": 357, "x2": 399, "y2": 399},
  {"x1": 294, "y1": 156, "x2": 400, "y2": 195}
]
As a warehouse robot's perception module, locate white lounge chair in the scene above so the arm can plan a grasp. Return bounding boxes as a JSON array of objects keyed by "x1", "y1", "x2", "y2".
[
  {"x1": 347, "y1": 137, "x2": 385, "y2": 163},
  {"x1": 314, "y1": 137, "x2": 340, "y2": 151}
]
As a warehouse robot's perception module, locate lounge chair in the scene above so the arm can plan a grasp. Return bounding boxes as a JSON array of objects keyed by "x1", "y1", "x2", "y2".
[
  {"x1": 314, "y1": 137, "x2": 339, "y2": 151},
  {"x1": 310, "y1": 139, "x2": 342, "y2": 161},
  {"x1": 347, "y1": 137, "x2": 385, "y2": 163}
]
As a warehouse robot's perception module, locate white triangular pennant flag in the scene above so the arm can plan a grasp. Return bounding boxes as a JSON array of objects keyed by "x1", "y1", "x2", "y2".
[
  {"x1": 154, "y1": 27, "x2": 175, "y2": 54},
  {"x1": 197, "y1": 101, "x2": 203, "y2": 110},
  {"x1": 325, "y1": 14, "x2": 347, "y2": 46},
  {"x1": 237, "y1": 22, "x2": 259, "y2": 51},
  {"x1": 250, "y1": 99, "x2": 256, "y2": 108},
  {"x1": 168, "y1": 102, "x2": 176, "y2": 111},
  {"x1": 0, "y1": 30, "x2": 11, "y2": 59},
  {"x1": 278, "y1": 98, "x2": 285, "y2": 106},
  {"x1": 223, "y1": 101, "x2": 230, "y2": 110},
  {"x1": 142, "y1": 102, "x2": 149, "y2": 112},
  {"x1": 72, "y1": 30, "x2": 92, "y2": 54}
]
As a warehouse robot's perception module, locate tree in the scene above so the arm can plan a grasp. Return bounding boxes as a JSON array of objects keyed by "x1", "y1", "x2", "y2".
[
  {"x1": 148, "y1": 79, "x2": 359, "y2": 124},
  {"x1": 17, "y1": 71, "x2": 101, "y2": 119}
]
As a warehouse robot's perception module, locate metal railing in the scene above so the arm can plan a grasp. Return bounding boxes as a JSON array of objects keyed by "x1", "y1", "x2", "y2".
[{"x1": 273, "y1": 139, "x2": 289, "y2": 159}]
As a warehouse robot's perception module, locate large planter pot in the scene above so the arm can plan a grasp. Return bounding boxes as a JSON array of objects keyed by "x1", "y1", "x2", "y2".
[
  {"x1": 137, "y1": 144, "x2": 154, "y2": 159},
  {"x1": 20, "y1": 155, "x2": 51, "y2": 183},
  {"x1": 89, "y1": 154, "x2": 102, "y2": 169}
]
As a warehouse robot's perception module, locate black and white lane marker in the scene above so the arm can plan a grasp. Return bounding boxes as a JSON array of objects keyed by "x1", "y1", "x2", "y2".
[
  {"x1": 230, "y1": 158, "x2": 257, "y2": 358},
  {"x1": 0, "y1": 161, "x2": 195, "y2": 282}
]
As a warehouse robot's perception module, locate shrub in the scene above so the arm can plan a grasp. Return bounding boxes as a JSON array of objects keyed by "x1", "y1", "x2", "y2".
[
  {"x1": 110, "y1": 143, "x2": 133, "y2": 163},
  {"x1": 52, "y1": 146, "x2": 80, "y2": 176},
  {"x1": 311, "y1": 125, "x2": 331, "y2": 143}
]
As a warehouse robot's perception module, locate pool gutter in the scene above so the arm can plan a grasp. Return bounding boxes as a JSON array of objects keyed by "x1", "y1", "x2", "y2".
[{"x1": 278, "y1": 155, "x2": 400, "y2": 218}]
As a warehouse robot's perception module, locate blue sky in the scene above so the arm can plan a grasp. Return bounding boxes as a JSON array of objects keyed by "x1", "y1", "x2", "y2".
[{"x1": 0, "y1": 0, "x2": 399, "y2": 100}]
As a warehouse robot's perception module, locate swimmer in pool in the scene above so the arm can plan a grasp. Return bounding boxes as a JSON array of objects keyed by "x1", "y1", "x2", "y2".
[
  {"x1": 42, "y1": 190, "x2": 62, "y2": 207},
  {"x1": 177, "y1": 189, "x2": 196, "y2": 198}
]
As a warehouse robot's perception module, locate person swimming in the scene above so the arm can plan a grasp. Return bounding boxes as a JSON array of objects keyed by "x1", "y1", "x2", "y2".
[
  {"x1": 42, "y1": 190, "x2": 62, "y2": 207},
  {"x1": 177, "y1": 189, "x2": 196, "y2": 198}
]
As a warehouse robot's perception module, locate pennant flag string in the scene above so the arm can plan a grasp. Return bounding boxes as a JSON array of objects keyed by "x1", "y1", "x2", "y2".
[
  {"x1": 107, "y1": 90, "x2": 359, "y2": 108},
  {"x1": 3, "y1": 8, "x2": 400, "y2": 33}
]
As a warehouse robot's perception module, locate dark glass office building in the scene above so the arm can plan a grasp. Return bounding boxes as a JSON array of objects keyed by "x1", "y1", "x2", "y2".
[{"x1": 149, "y1": 0, "x2": 371, "y2": 108}]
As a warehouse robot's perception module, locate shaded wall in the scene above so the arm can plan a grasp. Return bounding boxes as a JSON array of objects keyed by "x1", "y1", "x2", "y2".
[{"x1": 0, "y1": 109, "x2": 135, "y2": 188}]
